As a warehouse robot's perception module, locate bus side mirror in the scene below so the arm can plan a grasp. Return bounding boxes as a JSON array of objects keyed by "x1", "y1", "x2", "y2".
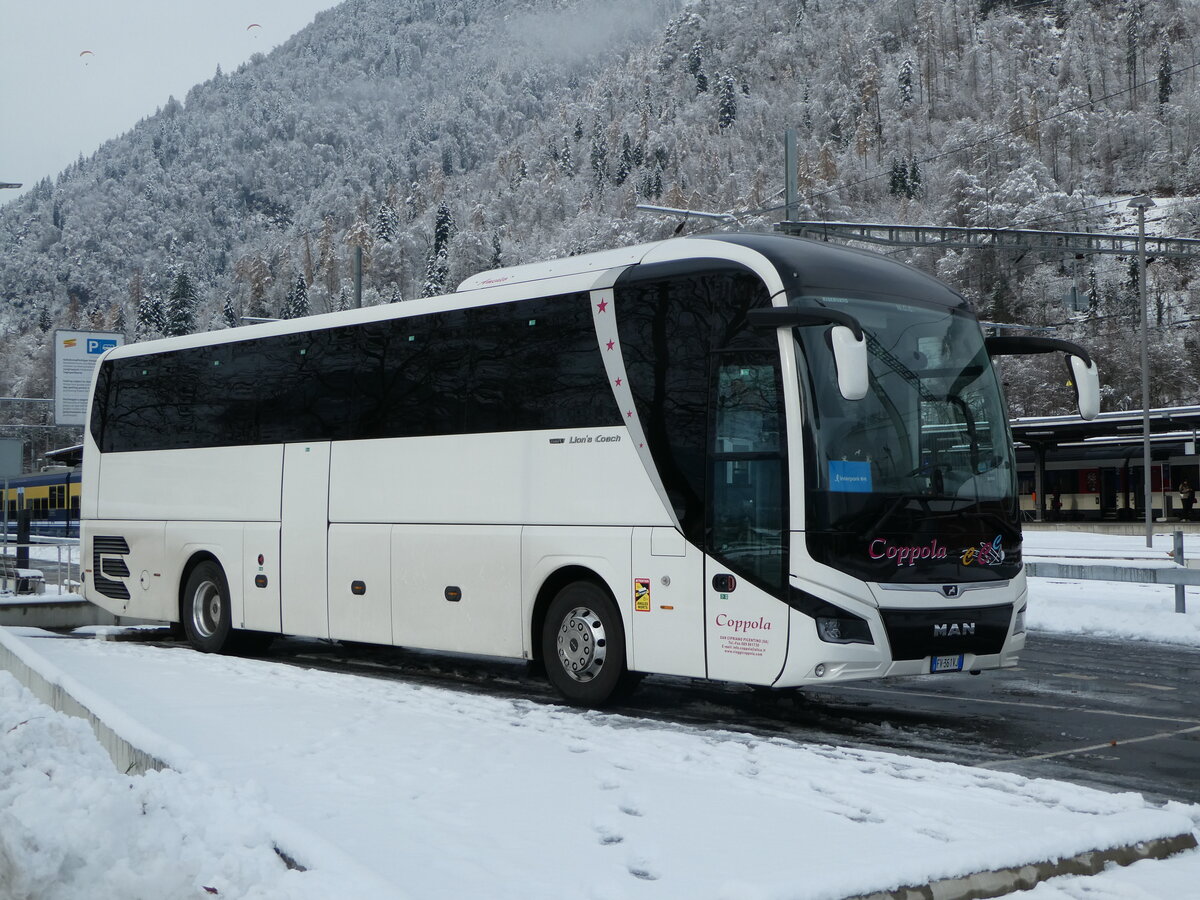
[
  {"x1": 984, "y1": 335, "x2": 1100, "y2": 421},
  {"x1": 830, "y1": 325, "x2": 869, "y2": 401},
  {"x1": 746, "y1": 307, "x2": 869, "y2": 402},
  {"x1": 1069, "y1": 354, "x2": 1100, "y2": 421}
]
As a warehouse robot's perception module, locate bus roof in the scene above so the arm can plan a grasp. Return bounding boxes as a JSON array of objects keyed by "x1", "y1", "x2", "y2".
[
  {"x1": 455, "y1": 242, "x2": 659, "y2": 292},
  {"x1": 460, "y1": 232, "x2": 969, "y2": 310},
  {"x1": 105, "y1": 233, "x2": 969, "y2": 364}
]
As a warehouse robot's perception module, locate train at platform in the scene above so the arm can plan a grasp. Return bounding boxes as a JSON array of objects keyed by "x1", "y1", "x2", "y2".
[{"x1": 1, "y1": 467, "x2": 82, "y2": 537}]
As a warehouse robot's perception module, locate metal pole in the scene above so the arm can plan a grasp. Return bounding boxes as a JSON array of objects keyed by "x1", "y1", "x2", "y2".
[
  {"x1": 354, "y1": 245, "x2": 363, "y2": 309},
  {"x1": 1129, "y1": 196, "x2": 1156, "y2": 548},
  {"x1": 784, "y1": 129, "x2": 798, "y2": 221},
  {"x1": 1174, "y1": 530, "x2": 1187, "y2": 614}
]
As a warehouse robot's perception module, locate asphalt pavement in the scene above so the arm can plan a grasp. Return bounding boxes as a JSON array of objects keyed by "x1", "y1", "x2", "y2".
[{"x1": 734, "y1": 632, "x2": 1200, "y2": 806}]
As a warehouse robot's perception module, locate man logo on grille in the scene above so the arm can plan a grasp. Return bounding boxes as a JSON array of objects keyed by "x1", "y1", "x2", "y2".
[
  {"x1": 933, "y1": 622, "x2": 976, "y2": 637},
  {"x1": 942, "y1": 585, "x2": 960, "y2": 598}
]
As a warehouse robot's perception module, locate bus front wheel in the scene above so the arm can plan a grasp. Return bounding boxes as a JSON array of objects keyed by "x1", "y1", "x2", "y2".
[
  {"x1": 182, "y1": 560, "x2": 232, "y2": 653},
  {"x1": 542, "y1": 581, "x2": 638, "y2": 707}
]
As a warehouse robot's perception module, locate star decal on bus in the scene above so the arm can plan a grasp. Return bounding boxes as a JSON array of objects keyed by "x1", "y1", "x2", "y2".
[
  {"x1": 596, "y1": 299, "x2": 609, "y2": 313},
  {"x1": 606, "y1": 339, "x2": 615, "y2": 350}
]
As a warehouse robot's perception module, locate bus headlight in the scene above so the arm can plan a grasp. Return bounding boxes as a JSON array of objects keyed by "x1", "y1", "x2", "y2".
[
  {"x1": 1013, "y1": 604, "x2": 1027, "y2": 636},
  {"x1": 816, "y1": 616, "x2": 873, "y2": 645}
]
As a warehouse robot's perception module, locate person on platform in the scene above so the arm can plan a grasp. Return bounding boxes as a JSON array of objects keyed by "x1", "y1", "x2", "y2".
[{"x1": 1179, "y1": 479, "x2": 1194, "y2": 521}]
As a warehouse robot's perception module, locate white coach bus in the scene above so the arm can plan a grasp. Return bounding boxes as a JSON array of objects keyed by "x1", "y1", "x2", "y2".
[{"x1": 81, "y1": 233, "x2": 1099, "y2": 705}]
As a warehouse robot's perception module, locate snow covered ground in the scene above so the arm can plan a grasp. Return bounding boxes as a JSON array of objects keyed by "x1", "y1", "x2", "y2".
[
  {"x1": 1024, "y1": 529, "x2": 1200, "y2": 648},
  {"x1": 1, "y1": 529, "x2": 1198, "y2": 900}
]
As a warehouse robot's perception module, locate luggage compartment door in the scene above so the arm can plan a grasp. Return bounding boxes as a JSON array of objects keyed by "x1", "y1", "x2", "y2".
[{"x1": 280, "y1": 442, "x2": 330, "y2": 638}]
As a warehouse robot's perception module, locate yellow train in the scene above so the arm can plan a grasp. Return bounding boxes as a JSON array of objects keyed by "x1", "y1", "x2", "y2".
[{"x1": 2, "y1": 469, "x2": 82, "y2": 536}]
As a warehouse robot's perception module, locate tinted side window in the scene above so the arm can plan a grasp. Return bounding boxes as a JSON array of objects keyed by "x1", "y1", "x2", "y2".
[
  {"x1": 258, "y1": 333, "x2": 350, "y2": 443},
  {"x1": 469, "y1": 294, "x2": 619, "y2": 432},
  {"x1": 93, "y1": 291, "x2": 618, "y2": 452},
  {"x1": 353, "y1": 309, "x2": 470, "y2": 440}
]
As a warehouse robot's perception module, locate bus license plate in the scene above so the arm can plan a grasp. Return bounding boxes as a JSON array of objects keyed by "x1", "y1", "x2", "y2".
[{"x1": 930, "y1": 654, "x2": 964, "y2": 674}]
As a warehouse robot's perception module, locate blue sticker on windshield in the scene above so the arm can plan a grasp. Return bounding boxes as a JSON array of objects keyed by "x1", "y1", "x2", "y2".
[{"x1": 829, "y1": 460, "x2": 872, "y2": 492}]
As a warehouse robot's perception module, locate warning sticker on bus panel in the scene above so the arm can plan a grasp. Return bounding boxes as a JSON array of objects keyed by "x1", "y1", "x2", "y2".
[{"x1": 634, "y1": 578, "x2": 651, "y2": 612}]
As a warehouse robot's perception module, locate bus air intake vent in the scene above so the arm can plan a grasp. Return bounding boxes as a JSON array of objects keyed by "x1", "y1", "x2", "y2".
[
  {"x1": 92, "y1": 535, "x2": 131, "y2": 602},
  {"x1": 880, "y1": 603, "x2": 1013, "y2": 661}
]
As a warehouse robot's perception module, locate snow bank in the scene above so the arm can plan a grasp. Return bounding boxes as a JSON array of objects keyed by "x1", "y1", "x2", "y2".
[{"x1": 0, "y1": 671, "x2": 333, "y2": 900}]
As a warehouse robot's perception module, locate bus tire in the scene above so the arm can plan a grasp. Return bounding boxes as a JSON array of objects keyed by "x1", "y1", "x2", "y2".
[
  {"x1": 182, "y1": 560, "x2": 233, "y2": 653},
  {"x1": 542, "y1": 581, "x2": 637, "y2": 707}
]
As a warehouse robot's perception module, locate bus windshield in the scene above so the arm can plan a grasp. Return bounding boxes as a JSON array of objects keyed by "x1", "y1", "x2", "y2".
[{"x1": 794, "y1": 294, "x2": 1020, "y2": 583}]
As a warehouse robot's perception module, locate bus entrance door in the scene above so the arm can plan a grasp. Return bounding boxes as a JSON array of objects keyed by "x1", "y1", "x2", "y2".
[{"x1": 280, "y1": 442, "x2": 331, "y2": 638}]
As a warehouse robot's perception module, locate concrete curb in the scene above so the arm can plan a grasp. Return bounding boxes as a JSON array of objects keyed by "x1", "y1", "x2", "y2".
[
  {"x1": 847, "y1": 833, "x2": 1198, "y2": 899},
  {"x1": 1, "y1": 631, "x2": 1195, "y2": 899},
  {"x1": 0, "y1": 597, "x2": 157, "y2": 630},
  {"x1": 0, "y1": 636, "x2": 168, "y2": 775}
]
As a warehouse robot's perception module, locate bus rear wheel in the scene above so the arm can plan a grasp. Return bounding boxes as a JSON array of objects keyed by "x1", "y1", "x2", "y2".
[
  {"x1": 182, "y1": 560, "x2": 232, "y2": 653},
  {"x1": 542, "y1": 581, "x2": 638, "y2": 707}
]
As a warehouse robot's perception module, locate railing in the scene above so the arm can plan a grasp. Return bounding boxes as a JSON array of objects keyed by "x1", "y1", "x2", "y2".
[
  {"x1": 0, "y1": 534, "x2": 80, "y2": 596},
  {"x1": 1025, "y1": 531, "x2": 1191, "y2": 613}
]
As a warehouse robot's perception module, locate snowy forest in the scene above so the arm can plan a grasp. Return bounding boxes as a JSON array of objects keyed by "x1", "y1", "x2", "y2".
[{"x1": 2, "y1": 0, "x2": 1200, "y2": 445}]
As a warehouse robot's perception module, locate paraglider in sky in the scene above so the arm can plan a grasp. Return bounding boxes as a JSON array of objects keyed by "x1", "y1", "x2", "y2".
[
  {"x1": 79, "y1": 50, "x2": 95, "y2": 65},
  {"x1": 246, "y1": 23, "x2": 261, "y2": 31}
]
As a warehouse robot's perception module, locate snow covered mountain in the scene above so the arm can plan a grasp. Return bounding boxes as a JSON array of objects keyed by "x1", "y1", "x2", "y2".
[{"x1": 1, "y1": 0, "x2": 1198, "y2": 418}]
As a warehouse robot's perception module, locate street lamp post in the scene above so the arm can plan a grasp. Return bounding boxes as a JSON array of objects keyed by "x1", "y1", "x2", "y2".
[{"x1": 1128, "y1": 195, "x2": 1156, "y2": 548}]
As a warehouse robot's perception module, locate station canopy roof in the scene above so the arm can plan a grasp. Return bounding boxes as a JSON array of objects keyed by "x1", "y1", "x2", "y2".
[
  {"x1": 43, "y1": 444, "x2": 83, "y2": 467},
  {"x1": 1011, "y1": 406, "x2": 1200, "y2": 449}
]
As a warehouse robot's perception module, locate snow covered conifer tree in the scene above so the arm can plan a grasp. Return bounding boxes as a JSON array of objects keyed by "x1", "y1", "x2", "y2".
[
  {"x1": 1158, "y1": 43, "x2": 1172, "y2": 107},
  {"x1": 559, "y1": 136, "x2": 574, "y2": 176},
  {"x1": 718, "y1": 74, "x2": 737, "y2": 128},
  {"x1": 282, "y1": 274, "x2": 309, "y2": 319},
  {"x1": 490, "y1": 232, "x2": 503, "y2": 269},
  {"x1": 422, "y1": 247, "x2": 449, "y2": 298},
  {"x1": 889, "y1": 158, "x2": 908, "y2": 197},
  {"x1": 907, "y1": 157, "x2": 922, "y2": 198},
  {"x1": 433, "y1": 202, "x2": 455, "y2": 252},
  {"x1": 164, "y1": 269, "x2": 199, "y2": 337},
  {"x1": 616, "y1": 134, "x2": 634, "y2": 184},
  {"x1": 687, "y1": 38, "x2": 707, "y2": 94},
  {"x1": 135, "y1": 295, "x2": 166, "y2": 341},
  {"x1": 375, "y1": 200, "x2": 398, "y2": 243},
  {"x1": 898, "y1": 57, "x2": 914, "y2": 106},
  {"x1": 590, "y1": 121, "x2": 608, "y2": 185}
]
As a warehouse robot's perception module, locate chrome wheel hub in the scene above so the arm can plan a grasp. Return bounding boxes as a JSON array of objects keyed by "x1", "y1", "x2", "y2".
[
  {"x1": 556, "y1": 606, "x2": 606, "y2": 682},
  {"x1": 191, "y1": 580, "x2": 222, "y2": 639}
]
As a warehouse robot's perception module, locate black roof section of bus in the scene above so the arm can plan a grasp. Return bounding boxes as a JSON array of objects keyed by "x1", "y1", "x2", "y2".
[{"x1": 696, "y1": 232, "x2": 970, "y2": 311}]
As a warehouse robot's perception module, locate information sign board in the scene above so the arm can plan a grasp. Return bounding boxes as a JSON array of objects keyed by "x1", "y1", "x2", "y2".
[
  {"x1": 54, "y1": 330, "x2": 124, "y2": 426},
  {"x1": 0, "y1": 438, "x2": 21, "y2": 477}
]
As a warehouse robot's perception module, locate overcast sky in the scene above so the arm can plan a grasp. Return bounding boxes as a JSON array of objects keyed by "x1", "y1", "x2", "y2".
[{"x1": 0, "y1": 1, "x2": 342, "y2": 201}]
